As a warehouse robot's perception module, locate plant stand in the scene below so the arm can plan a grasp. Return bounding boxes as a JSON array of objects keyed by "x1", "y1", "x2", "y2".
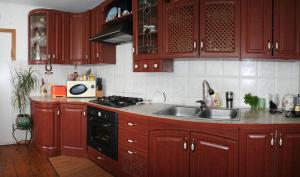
[{"x1": 12, "y1": 124, "x2": 32, "y2": 146}]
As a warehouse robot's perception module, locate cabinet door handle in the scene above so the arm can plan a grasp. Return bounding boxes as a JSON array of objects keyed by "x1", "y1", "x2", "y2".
[
  {"x1": 127, "y1": 122, "x2": 136, "y2": 126},
  {"x1": 83, "y1": 110, "x2": 86, "y2": 116},
  {"x1": 183, "y1": 138, "x2": 188, "y2": 150},
  {"x1": 97, "y1": 156, "x2": 103, "y2": 160},
  {"x1": 127, "y1": 139, "x2": 136, "y2": 143},
  {"x1": 279, "y1": 133, "x2": 283, "y2": 147},
  {"x1": 200, "y1": 40, "x2": 204, "y2": 50},
  {"x1": 134, "y1": 64, "x2": 138, "y2": 69},
  {"x1": 267, "y1": 41, "x2": 272, "y2": 51},
  {"x1": 193, "y1": 41, "x2": 197, "y2": 50},
  {"x1": 270, "y1": 133, "x2": 275, "y2": 146},
  {"x1": 143, "y1": 64, "x2": 148, "y2": 69},
  {"x1": 48, "y1": 54, "x2": 51, "y2": 59},
  {"x1": 52, "y1": 54, "x2": 55, "y2": 59},
  {"x1": 57, "y1": 110, "x2": 60, "y2": 116},
  {"x1": 96, "y1": 53, "x2": 99, "y2": 58},
  {"x1": 85, "y1": 54, "x2": 88, "y2": 60},
  {"x1": 275, "y1": 42, "x2": 279, "y2": 51},
  {"x1": 153, "y1": 63, "x2": 158, "y2": 68},
  {"x1": 132, "y1": 47, "x2": 135, "y2": 54},
  {"x1": 191, "y1": 139, "x2": 195, "y2": 152}
]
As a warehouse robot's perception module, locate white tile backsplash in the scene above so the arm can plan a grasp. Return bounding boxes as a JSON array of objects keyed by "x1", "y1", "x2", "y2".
[{"x1": 33, "y1": 43, "x2": 298, "y2": 108}]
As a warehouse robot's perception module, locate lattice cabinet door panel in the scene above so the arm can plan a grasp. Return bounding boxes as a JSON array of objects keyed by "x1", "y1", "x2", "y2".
[
  {"x1": 199, "y1": 0, "x2": 240, "y2": 57},
  {"x1": 163, "y1": 0, "x2": 199, "y2": 58},
  {"x1": 119, "y1": 145, "x2": 148, "y2": 177}
]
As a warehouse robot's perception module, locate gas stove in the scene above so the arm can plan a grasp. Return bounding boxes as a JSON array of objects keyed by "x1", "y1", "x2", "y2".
[{"x1": 89, "y1": 95, "x2": 143, "y2": 108}]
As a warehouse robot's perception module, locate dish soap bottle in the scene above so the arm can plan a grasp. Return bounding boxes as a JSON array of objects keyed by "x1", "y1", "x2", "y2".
[{"x1": 212, "y1": 92, "x2": 221, "y2": 108}]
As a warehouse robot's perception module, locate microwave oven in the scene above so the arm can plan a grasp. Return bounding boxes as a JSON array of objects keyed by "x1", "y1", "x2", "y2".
[{"x1": 67, "y1": 81, "x2": 96, "y2": 98}]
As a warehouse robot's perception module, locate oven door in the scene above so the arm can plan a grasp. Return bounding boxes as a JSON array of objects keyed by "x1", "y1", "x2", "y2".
[{"x1": 88, "y1": 120, "x2": 118, "y2": 160}]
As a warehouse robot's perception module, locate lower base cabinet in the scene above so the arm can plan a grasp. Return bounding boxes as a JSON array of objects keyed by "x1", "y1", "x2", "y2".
[
  {"x1": 31, "y1": 101, "x2": 60, "y2": 156},
  {"x1": 30, "y1": 100, "x2": 87, "y2": 156},
  {"x1": 60, "y1": 103, "x2": 87, "y2": 156},
  {"x1": 119, "y1": 145, "x2": 148, "y2": 177},
  {"x1": 149, "y1": 130, "x2": 238, "y2": 177},
  {"x1": 239, "y1": 126, "x2": 300, "y2": 177}
]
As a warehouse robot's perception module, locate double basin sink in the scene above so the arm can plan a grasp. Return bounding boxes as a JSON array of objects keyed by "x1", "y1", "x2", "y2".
[{"x1": 154, "y1": 106, "x2": 240, "y2": 120}]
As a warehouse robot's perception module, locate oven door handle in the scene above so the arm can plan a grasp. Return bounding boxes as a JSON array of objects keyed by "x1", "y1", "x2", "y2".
[{"x1": 101, "y1": 123, "x2": 112, "y2": 127}]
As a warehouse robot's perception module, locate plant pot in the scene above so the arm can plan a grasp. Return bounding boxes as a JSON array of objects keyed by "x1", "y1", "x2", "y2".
[{"x1": 16, "y1": 114, "x2": 31, "y2": 128}]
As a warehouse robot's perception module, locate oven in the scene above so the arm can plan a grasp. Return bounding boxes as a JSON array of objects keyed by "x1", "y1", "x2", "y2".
[{"x1": 87, "y1": 106, "x2": 118, "y2": 160}]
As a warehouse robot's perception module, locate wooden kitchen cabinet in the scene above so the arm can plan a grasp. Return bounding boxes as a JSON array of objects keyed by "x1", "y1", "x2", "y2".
[
  {"x1": 163, "y1": 0, "x2": 199, "y2": 58},
  {"x1": 30, "y1": 101, "x2": 60, "y2": 156},
  {"x1": 149, "y1": 130, "x2": 189, "y2": 177},
  {"x1": 149, "y1": 129, "x2": 238, "y2": 177},
  {"x1": 90, "y1": 4, "x2": 116, "y2": 64},
  {"x1": 132, "y1": 0, "x2": 173, "y2": 72},
  {"x1": 199, "y1": 0, "x2": 240, "y2": 58},
  {"x1": 190, "y1": 132, "x2": 238, "y2": 177},
  {"x1": 69, "y1": 12, "x2": 90, "y2": 64},
  {"x1": 28, "y1": 9, "x2": 68, "y2": 65},
  {"x1": 59, "y1": 103, "x2": 87, "y2": 156},
  {"x1": 275, "y1": 127, "x2": 300, "y2": 177},
  {"x1": 241, "y1": 0, "x2": 273, "y2": 59},
  {"x1": 241, "y1": 0, "x2": 299, "y2": 59},
  {"x1": 119, "y1": 113, "x2": 149, "y2": 177},
  {"x1": 240, "y1": 126, "x2": 300, "y2": 177}
]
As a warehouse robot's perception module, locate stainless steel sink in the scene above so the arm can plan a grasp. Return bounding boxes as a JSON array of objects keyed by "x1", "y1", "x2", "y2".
[
  {"x1": 154, "y1": 106, "x2": 240, "y2": 120},
  {"x1": 154, "y1": 106, "x2": 201, "y2": 117},
  {"x1": 198, "y1": 108, "x2": 239, "y2": 120}
]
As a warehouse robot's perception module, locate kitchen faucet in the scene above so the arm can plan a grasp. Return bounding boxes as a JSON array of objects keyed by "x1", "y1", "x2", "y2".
[{"x1": 196, "y1": 80, "x2": 215, "y2": 110}]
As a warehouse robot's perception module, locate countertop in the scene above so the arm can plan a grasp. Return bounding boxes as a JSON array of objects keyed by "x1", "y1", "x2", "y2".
[{"x1": 30, "y1": 96, "x2": 300, "y2": 124}]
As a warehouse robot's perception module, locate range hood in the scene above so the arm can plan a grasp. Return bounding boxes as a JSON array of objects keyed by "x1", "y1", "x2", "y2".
[{"x1": 89, "y1": 21, "x2": 133, "y2": 44}]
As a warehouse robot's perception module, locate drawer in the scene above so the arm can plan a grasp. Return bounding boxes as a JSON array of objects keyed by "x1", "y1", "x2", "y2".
[
  {"x1": 87, "y1": 146, "x2": 119, "y2": 176},
  {"x1": 119, "y1": 114, "x2": 149, "y2": 135},
  {"x1": 119, "y1": 128, "x2": 148, "y2": 151},
  {"x1": 119, "y1": 145, "x2": 148, "y2": 177}
]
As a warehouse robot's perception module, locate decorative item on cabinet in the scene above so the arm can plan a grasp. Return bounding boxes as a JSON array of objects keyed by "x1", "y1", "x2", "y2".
[{"x1": 133, "y1": 59, "x2": 173, "y2": 72}]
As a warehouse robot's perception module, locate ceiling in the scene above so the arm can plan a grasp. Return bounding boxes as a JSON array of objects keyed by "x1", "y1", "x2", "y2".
[{"x1": 0, "y1": 0, "x2": 104, "y2": 12}]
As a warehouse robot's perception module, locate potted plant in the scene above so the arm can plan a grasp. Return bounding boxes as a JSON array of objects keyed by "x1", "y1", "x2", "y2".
[
  {"x1": 11, "y1": 67, "x2": 38, "y2": 128},
  {"x1": 244, "y1": 93, "x2": 259, "y2": 111}
]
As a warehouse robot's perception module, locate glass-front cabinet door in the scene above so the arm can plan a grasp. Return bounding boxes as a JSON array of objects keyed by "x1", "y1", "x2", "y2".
[
  {"x1": 133, "y1": 0, "x2": 162, "y2": 59},
  {"x1": 29, "y1": 10, "x2": 49, "y2": 64}
]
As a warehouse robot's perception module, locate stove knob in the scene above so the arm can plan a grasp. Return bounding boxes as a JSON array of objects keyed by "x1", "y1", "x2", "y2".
[{"x1": 98, "y1": 112, "x2": 102, "y2": 117}]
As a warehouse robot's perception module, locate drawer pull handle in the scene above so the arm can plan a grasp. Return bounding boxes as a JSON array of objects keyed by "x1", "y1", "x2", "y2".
[
  {"x1": 127, "y1": 139, "x2": 136, "y2": 143},
  {"x1": 127, "y1": 122, "x2": 136, "y2": 126},
  {"x1": 97, "y1": 156, "x2": 103, "y2": 160},
  {"x1": 127, "y1": 150, "x2": 135, "y2": 154}
]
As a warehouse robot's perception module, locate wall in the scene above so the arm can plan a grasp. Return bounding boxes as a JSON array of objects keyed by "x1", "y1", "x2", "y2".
[
  {"x1": 93, "y1": 43, "x2": 300, "y2": 108},
  {"x1": 0, "y1": 2, "x2": 39, "y2": 144}
]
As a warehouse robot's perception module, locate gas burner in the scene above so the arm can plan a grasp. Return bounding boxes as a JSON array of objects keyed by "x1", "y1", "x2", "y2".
[{"x1": 89, "y1": 95, "x2": 143, "y2": 108}]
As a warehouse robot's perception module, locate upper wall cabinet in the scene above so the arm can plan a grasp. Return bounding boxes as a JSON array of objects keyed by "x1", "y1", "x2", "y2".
[
  {"x1": 163, "y1": 0, "x2": 199, "y2": 58},
  {"x1": 241, "y1": 0, "x2": 299, "y2": 59},
  {"x1": 199, "y1": 0, "x2": 241, "y2": 58},
  {"x1": 69, "y1": 12, "x2": 91, "y2": 65},
  {"x1": 29, "y1": 9, "x2": 69, "y2": 65},
  {"x1": 133, "y1": 0, "x2": 163, "y2": 60},
  {"x1": 90, "y1": 3, "x2": 116, "y2": 64}
]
